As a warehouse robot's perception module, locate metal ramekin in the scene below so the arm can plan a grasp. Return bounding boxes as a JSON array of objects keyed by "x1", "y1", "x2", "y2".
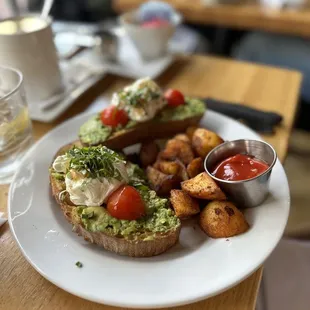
[{"x1": 204, "y1": 139, "x2": 277, "y2": 208}]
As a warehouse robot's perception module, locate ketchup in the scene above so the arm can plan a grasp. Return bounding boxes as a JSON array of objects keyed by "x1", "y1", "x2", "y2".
[{"x1": 212, "y1": 154, "x2": 269, "y2": 181}]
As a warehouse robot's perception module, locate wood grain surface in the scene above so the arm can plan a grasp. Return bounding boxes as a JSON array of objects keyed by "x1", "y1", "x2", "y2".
[
  {"x1": 113, "y1": 0, "x2": 310, "y2": 38},
  {"x1": 0, "y1": 55, "x2": 302, "y2": 310}
]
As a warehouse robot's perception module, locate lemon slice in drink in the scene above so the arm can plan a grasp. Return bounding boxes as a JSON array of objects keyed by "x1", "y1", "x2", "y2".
[{"x1": 0, "y1": 107, "x2": 30, "y2": 149}]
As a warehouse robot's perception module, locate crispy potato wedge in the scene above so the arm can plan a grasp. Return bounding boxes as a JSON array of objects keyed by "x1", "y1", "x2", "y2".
[
  {"x1": 176, "y1": 159, "x2": 189, "y2": 181},
  {"x1": 140, "y1": 141, "x2": 159, "y2": 167},
  {"x1": 192, "y1": 128, "x2": 224, "y2": 158},
  {"x1": 170, "y1": 190, "x2": 200, "y2": 219},
  {"x1": 158, "y1": 160, "x2": 180, "y2": 176},
  {"x1": 153, "y1": 160, "x2": 161, "y2": 170},
  {"x1": 187, "y1": 157, "x2": 204, "y2": 178},
  {"x1": 146, "y1": 166, "x2": 180, "y2": 196},
  {"x1": 156, "y1": 159, "x2": 189, "y2": 181},
  {"x1": 174, "y1": 134, "x2": 190, "y2": 144},
  {"x1": 160, "y1": 139, "x2": 194, "y2": 165},
  {"x1": 181, "y1": 172, "x2": 226, "y2": 200},
  {"x1": 186, "y1": 126, "x2": 198, "y2": 141},
  {"x1": 199, "y1": 201, "x2": 249, "y2": 238}
]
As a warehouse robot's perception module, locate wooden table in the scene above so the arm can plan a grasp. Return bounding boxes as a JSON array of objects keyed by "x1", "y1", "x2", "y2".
[
  {"x1": 0, "y1": 55, "x2": 301, "y2": 310},
  {"x1": 113, "y1": 0, "x2": 310, "y2": 38}
]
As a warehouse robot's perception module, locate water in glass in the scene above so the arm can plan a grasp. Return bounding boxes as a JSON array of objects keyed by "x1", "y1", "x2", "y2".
[{"x1": 0, "y1": 66, "x2": 33, "y2": 183}]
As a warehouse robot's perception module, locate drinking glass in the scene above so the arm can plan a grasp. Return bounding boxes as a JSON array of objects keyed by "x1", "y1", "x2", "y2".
[{"x1": 0, "y1": 66, "x2": 33, "y2": 183}]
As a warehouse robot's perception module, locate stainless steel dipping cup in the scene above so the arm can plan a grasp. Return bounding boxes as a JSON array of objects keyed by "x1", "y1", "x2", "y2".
[{"x1": 204, "y1": 139, "x2": 277, "y2": 208}]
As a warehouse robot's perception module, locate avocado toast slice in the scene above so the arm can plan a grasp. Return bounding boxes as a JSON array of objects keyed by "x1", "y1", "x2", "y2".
[
  {"x1": 49, "y1": 142, "x2": 181, "y2": 257},
  {"x1": 79, "y1": 78, "x2": 206, "y2": 150}
]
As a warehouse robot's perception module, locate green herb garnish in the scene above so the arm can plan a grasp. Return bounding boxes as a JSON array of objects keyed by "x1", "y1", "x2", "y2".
[
  {"x1": 151, "y1": 92, "x2": 160, "y2": 100},
  {"x1": 66, "y1": 146, "x2": 125, "y2": 180},
  {"x1": 51, "y1": 172, "x2": 65, "y2": 181},
  {"x1": 133, "y1": 183, "x2": 149, "y2": 192},
  {"x1": 118, "y1": 88, "x2": 161, "y2": 107},
  {"x1": 75, "y1": 261, "x2": 83, "y2": 268},
  {"x1": 126, "y1": 163, "x2": 148, "y2": 186}
]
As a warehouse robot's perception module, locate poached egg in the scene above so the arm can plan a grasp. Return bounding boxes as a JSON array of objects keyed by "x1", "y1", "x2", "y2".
[
  {"x1": 112, "y1": 77, "x2": 166, "y2": 122},
  {"x1": 52, "y1": 155, "x2": 129, "y2": 207}
]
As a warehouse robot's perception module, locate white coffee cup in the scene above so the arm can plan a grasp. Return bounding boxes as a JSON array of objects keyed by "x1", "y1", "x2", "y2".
[{"x1": 0, "y1": 15, "x2": 63, "y2": 108}]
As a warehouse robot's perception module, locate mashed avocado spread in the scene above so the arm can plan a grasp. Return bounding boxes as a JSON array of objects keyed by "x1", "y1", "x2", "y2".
[
  {"x1": 69, "y1": 161, "x2": 180, "y2": 239},
  {"x1": 158, "y1": 97, "x2": 205, "y2": 121},
  {"x1": 79, "y1": 116, "x2": 112, "y2": 145},
  {"x1": 75, "y1": 188, "x2": 179, "y2": 239},
  {"x1": 79, "y1": 98, "x2": 205, "y2": 145}
]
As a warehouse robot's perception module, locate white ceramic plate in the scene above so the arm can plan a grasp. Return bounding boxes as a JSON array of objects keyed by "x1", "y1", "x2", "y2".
[{"x1": 8, "y1": 111, "x2": 290, "y2": 308}]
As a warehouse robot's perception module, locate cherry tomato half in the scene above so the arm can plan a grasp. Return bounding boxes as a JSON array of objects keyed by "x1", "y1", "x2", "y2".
[
  {"x1": 100, "y1": 106, "x2": 129, "y2": 128},
  {"x1": 107, "y1": 185, "x2": 146, "y2": 220},
  {"x1": 164, "y1": 89, "x2": 185, "y2": 107}
]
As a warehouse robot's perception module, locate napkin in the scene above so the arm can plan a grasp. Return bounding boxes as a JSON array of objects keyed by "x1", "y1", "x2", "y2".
[
  {"x1": 0, "y1": 212, "x2": 7, "y2": 227},
  {"x1": 204, "y1": 98, "x2": 283, "y2": 134}
]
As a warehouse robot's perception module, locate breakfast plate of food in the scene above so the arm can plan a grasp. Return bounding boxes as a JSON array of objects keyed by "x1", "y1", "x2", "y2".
[{"x1": 8, "y1": 78, "x2": 290, "y2": 308}]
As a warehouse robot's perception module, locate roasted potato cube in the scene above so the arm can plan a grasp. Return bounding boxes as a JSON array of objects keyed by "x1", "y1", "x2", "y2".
[
  {"x1": 153, "y1": 160, "x2": 161, "y2": 170},
  {"x1": 160, "y1": 139, "x2": 194, "y2": 165},
  {"x1": 176, "y1": 159, "x2": 189, "y2": 181},
  {"x1": 187, "y1": 157, "x2": 204, "y2": 178},
  {"x1": 199, "y1": 201, "x2": 249, "y2": 238},
  {"x1": 181, "y1": 172, "x2": 226, "y2": 200},
  {"x1": 186, "y1": 126, "x2": 198, "y2": 141},
  {"x1": 192, "y1": 128, "x2": 224, "y2": 158},
  {"x1": 174, "y1": 134, "x2": 190, "y2": 144},
  {"x1": 158, "y1": 160, "x2": 180, "y2": 176},
  {"x1": 170, "y1": 190, "x2": 200, "y2": 219},
  {"x1": 140, "y1": 141, "x2": 159, "y2": 167},
  {"x1": 156, "y1": 159, "x2": 188, "y2": 181},
  {"x1": 146, "y1": 166, "x2": 180, "y2": 196}
]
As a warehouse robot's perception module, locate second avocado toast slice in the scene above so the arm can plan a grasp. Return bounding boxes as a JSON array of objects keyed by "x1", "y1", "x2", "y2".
[{"x1": 79, "y1": 78, "x2": 206, "y2": 150}]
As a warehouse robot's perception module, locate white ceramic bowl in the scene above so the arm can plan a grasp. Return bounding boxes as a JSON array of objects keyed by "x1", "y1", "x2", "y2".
[{"x1": 119, "y1": 10, "x2": 182, "y2": 61}]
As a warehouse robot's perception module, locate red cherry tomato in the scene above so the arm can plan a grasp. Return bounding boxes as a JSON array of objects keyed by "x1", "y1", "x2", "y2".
[
  {"x1": 164, "y1": 89, "x2": 185, "y2": 107},
  {"x1": 100, "y1": 106, "x2": 129, "y2": 128},
  {"x1": 107, "y1": 186, "x2": 146, "y2": 220}
]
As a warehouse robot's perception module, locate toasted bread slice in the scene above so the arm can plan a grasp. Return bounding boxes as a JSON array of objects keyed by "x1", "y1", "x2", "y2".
[
  {"x1": 49, "y1": 143, "x2": 181, "y2": 257},
  {"x1": 81, "y1": 115, "x2": 203, "y2": 150}
]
